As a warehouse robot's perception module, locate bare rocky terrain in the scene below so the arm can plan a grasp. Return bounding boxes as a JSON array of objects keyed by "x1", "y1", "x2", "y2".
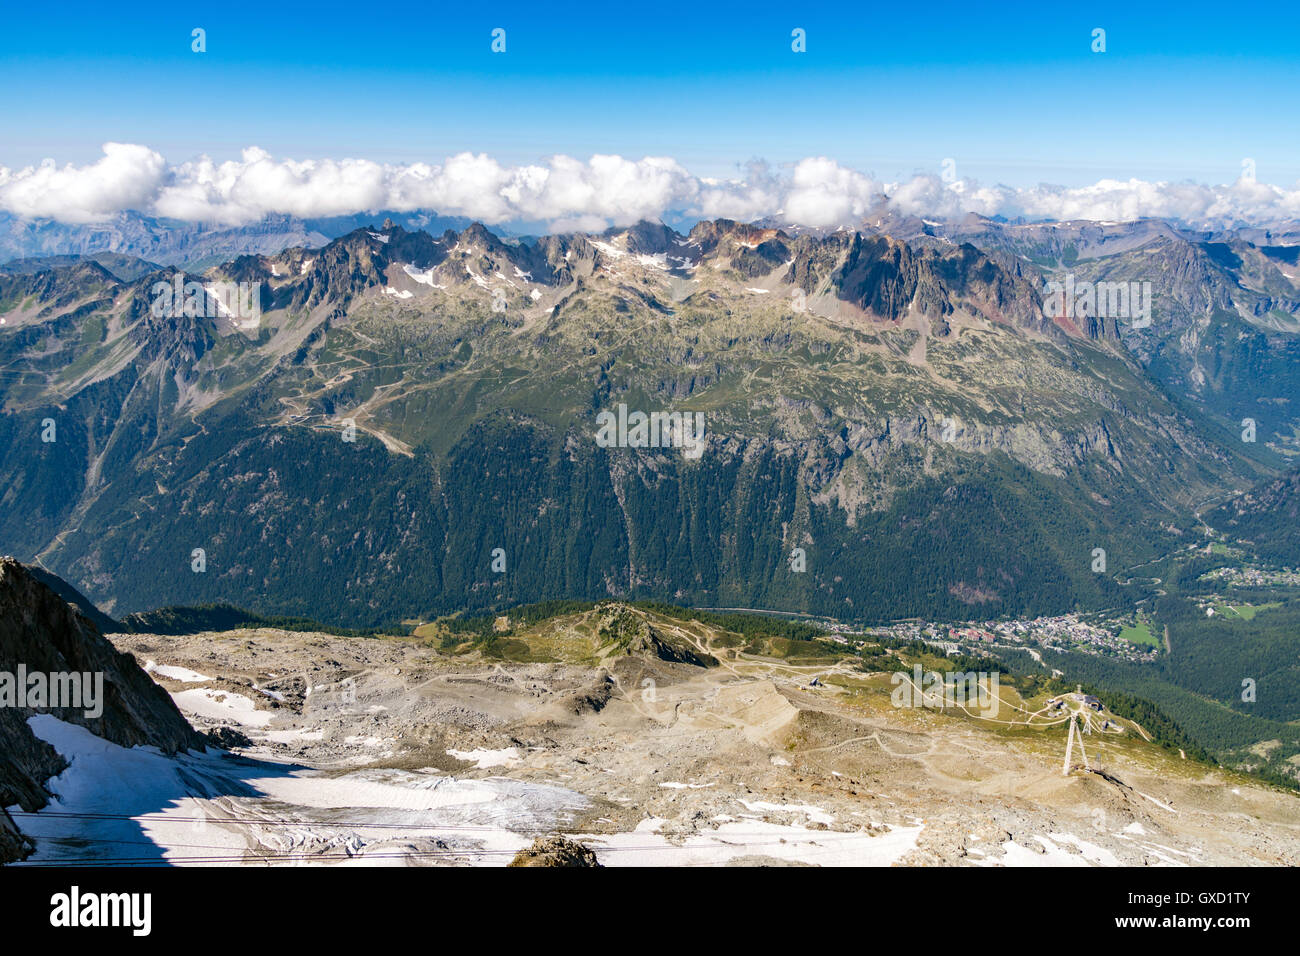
[{"x1": 56, "y1": 603, "x2": 1297, "y2": 867}]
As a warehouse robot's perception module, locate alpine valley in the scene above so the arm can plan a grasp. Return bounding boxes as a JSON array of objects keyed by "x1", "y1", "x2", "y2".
[{"x1": 3, "y1": 212, "x2": 1300, "y2": 787}]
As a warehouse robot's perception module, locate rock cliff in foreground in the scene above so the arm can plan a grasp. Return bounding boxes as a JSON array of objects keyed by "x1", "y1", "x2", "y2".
[{"x1": 0, "y1": 557, "x2": 203, "y2": 862}]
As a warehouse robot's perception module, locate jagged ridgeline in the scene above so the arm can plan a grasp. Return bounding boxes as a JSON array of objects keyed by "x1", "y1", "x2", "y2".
[{"x1": 0, "y1": 218, "x2": 1280, "y2": 627}]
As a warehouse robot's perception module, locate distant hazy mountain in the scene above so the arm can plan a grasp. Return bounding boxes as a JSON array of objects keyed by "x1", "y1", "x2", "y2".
[
  {"x1": 0, "y1": 209, "x2": 477, "y2": 270},
  {"x1": 0, "y1": 215, "x2": 1281, "y2": 627}
]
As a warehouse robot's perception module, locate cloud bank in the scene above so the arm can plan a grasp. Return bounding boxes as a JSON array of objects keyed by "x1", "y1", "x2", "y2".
[{"x1": 3, "y1": 144, "x2": 1300, "y2": 231}]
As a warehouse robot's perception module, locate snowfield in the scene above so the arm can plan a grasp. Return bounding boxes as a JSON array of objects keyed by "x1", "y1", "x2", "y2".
[
  {"x1": 171, "y1": 688, "x2": 273, "y2": 728},
  {"x1": 13, "y1": 715, "x2": 586, "y2": 866},
  {"x1": 13, "y1": 715, "x2": 929, "y2": 867},
  {"x1": 143, "y1": 661, "x2": 213, "y2": 683},
  {"x1": 579, "y1": 818, "x2": 924, "y2": 867}
]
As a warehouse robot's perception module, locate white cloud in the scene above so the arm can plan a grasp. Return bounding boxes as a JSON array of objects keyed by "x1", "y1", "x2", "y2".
[
  {"x1": 783, "y1": 157, "x2": 881, "y2": 227},
  {"x1": 0, "y1": 143, "x2": 168, "y2": 223},
  {"x1": 497, "y1": 153, "x2": 697, "y2": 226},
  {"x1": 154, "y1": 148, "x2": 390, "y2": 224},
  {"x1": 694, "y1": 161, "x2": 784, "y2": 223},
  {"x1": 3, "y1": 143, "x2": 1300, "y2": 231}
]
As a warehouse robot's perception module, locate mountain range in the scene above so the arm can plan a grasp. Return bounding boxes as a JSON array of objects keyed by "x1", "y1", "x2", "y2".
[{"x1": 0, "y1": 213, "x2": 1297, "y2": 629}]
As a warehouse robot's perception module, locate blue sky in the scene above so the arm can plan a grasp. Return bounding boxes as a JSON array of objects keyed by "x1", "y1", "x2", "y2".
[{"x1": 1, "y1": 0, "x2": 1298, "y2": 189}]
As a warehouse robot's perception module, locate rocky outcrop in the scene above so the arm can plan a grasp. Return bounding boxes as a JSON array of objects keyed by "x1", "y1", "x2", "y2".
[
  {"x1": 835, "y1": 234, "x2": 951, "y2": 320},
  {"x1": 0, "y1": 557, "x2": 204, "y2": 862},
  {"x1": 507, "y1": 835, "x2": 602, "y2": 867},
  {"x1": 0, "y1": 808, "x2": 29, "y2": 861},
  {"x1": 830, "y1": 234, "x2": 1047, "y2": 332},
  {"x1": 597, "y1": 604, "x2": 718, "y2": 668}
]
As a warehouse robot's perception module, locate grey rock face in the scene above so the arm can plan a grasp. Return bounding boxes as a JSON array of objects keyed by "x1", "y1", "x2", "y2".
[{"x1": 0, "y1": 557, "x2": 204, "y2": 862}]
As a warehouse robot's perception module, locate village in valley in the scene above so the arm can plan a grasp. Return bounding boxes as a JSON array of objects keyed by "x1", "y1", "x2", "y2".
[
  {"x1": 798, "y1": 537, "x2": 1300, "y2": 671},
  {"x1": 818, "y1": 611, "x2": 1161, "y2": 668}
]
